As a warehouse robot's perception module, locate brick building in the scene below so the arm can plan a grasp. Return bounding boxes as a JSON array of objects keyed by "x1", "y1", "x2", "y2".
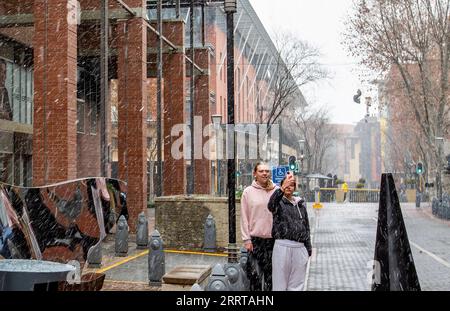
[{"x1": 0, "y1": 0, "x2": 301, "y2": 230}]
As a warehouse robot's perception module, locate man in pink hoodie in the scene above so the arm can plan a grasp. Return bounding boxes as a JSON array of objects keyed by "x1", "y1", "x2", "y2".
[{"x1": 241, "y1": 162, "x2": 278, "y2": 291}]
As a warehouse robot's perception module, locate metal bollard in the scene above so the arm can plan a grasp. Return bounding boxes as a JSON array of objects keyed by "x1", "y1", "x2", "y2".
[
  {"x1": 115, "y1": 215, "x2": 129, "y2": 257},
  {"x1": 136, "y1": 212, "x2": 149, "y2": 249},
  {"x1": 203, "y1": 214, "x2": 216, "y2": 252},
  {"x1": 87, "y1": 243, "x2": 102, "y2": 268},
  {"x1": 239, "y1": 247, "x2": 250, "y2": 290},
  {"x1": 148, "y1": 230, "x2": 165, "y2": 286},
  {"x1": 415, "y1": 191, "x2": 421, "y2": 208},
  {"x1": 205, "y1": 264, "x2": 230, "y2": 291}
]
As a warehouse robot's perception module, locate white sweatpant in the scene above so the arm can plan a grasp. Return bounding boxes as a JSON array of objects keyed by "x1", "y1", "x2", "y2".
[{"x1": 272, "y1": 239, "x2": 309, "y2": 291}]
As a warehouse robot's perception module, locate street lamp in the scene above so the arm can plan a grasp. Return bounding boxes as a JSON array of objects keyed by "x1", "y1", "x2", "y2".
[
  {"x1": 211, "y1": 114, "x2": 222, "y2": 196},
  {"x1": 225, "y1": 0, "x2": 237, "y2": 264},
  {"x1": 435, "y1": 136, "x2": 444, "y2": 202},
  {"x1": 298, "y1": 139, "x2": 305, "y2": 189}
]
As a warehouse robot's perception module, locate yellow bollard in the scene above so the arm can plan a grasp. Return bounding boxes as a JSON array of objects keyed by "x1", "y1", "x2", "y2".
[{"x1": 313, "y1": 186, "x2": 323, "y2": 209}]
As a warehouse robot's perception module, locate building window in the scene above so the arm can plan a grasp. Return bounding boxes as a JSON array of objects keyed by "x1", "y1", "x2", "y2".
[
  {"x1": 90, "y1": 102, "x2": 97, "y2": 134},
  {"x1": 219, "y1": 53, "x2": 223, "y2": 81},
  {"x1": 210, "y1": 91, "x2": 216, "y2": 108},
  {"x1": 112, "y1": 137, "x2": 118, "y2": 150},
  {"x1": 0, "y1": 58, "x2": 33, "y2": 124},
  {"x1": 77, "y1": 99, "x2": 85, "y2": 133}
]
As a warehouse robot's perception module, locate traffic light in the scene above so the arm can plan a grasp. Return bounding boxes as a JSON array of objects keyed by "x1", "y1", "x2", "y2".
[
  {"x1": 416, "y1": 162, "x2": 424, "y2": 175},
  {"x1": 288, "y1": 155, "x2": 296, "y2": 171}
]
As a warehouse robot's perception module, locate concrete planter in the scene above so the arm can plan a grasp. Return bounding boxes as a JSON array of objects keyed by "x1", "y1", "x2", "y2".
[{"x1": 155, "y1": 196, "x2": 242, "y2": 250}]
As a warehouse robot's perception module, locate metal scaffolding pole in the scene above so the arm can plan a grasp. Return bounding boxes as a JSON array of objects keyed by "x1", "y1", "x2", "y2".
[{"x1": 100, "y1": 0, "x2": 109, "y2": 177}]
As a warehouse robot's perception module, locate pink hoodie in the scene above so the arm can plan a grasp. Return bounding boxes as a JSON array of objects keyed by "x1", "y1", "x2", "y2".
[{"x1": 240, "y1": 180, "x2": 279, "y2": 242}]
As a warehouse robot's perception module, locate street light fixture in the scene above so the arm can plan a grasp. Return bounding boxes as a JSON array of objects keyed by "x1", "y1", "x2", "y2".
[
  {"x1": 224, "y1": 0, "x2": 237, "y2": 13},
  {"x1": 211, "y1": 114, "x2": 222, "y2": 196}
]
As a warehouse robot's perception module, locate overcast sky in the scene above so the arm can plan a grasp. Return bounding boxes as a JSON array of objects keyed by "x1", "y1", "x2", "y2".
[{"x1": 248, "y1": 0, "x2": 370, "y2": 125}]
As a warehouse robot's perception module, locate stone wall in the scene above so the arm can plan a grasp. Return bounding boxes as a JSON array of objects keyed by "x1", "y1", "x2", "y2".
[{"x1": 154, "y1": 196, "x2": 242, "y2": 250}]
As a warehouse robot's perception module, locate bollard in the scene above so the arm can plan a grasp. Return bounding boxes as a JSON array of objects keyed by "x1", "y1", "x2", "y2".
[
  {"x1": 443, "y1": 194, "x2": 450, "y2": 220},
  {"x1": 372, "y1": 173, "x2": 420, "y2": 291},
  {"x1": 313, "y1": 186, "x2": 323, "y2": 209},
  {"x1": 224, "y1": 263, "x2": 243, "y2": 291},
  {"x1": 148, "y1": 230, "x2": 165, "y2": 286},
  {"x1": 239, "y1": 247, "x2": 250, "y2": 290},
  {"x1": 87, "y1": 243, "x2": 102, "y2": 268},
  {"x1": 136, "y1": 212, "x2": 149, "y2": 249},
  {"x1": 115, "y1": 215, "x2": 129, "y2": 257},
  {"x1": 415, "y1": 191, "x2": 421, "y2": 208},
  {"x1": 205, "y1": 264, "x2": 230, "y2": 291},
  {"x1": 203, "y1": 214, "x2": 216, "y2": 252}
]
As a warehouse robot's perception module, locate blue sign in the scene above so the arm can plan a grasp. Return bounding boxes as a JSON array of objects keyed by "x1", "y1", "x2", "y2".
[{"x1": 272, "y1": 165, "x2": 289, "y2": 186}]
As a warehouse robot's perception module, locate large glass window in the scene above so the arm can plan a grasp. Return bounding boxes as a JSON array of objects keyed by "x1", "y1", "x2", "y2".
[
  {"x1": 0, "y1": 59, "x2": 34, "y2": 124},
  {"x1": 77, "y1": 99, "x2": 85, "y2": 133}
]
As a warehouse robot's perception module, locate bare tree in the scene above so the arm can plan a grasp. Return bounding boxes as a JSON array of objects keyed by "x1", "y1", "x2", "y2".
[
  {"x1": 344, "y1": 0, "x2": 450, "y2": 196},
  {"x1": 257, "y1": 32, "x2": 329, "y2": 129},
  {"x1": 291, "y1": 105, "x2": 338, "y2": 175}
]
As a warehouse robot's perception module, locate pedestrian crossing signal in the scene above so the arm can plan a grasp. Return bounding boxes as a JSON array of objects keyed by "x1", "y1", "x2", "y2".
[
  {"x1": 288, "y1": 156, "x2": 296, "y2": 171},
  {"x1": 416, "y1": 162, "x2": 424, "y2": 175}
]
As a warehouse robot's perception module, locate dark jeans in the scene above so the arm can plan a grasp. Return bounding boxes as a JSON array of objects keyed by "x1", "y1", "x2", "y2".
[{"x1": 246, "y1": 237, "x2": 275, "y2": 291}]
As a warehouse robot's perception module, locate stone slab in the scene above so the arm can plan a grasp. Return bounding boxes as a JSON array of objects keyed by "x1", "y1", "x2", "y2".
[{"x1": 162, "y1": 265, "x2": 212, "y2": 285}]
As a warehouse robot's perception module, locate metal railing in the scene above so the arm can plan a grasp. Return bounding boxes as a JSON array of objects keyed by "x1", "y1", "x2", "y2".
[{"x1": 302, "y1": 188, "x2": 380, "y2": 203}]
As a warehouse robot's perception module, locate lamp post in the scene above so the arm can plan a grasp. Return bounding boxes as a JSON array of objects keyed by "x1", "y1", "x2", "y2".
[
  {"x1": 211, "y1": 114, "x2": 222, "y2": 196},
  {"x1": 436, "y1": 137, "x2": 444, "y2": 202},
  {"x1": 298, "y1": 139, "x2": 305, "y2": 189},
  {"x1": 224, "y1": 0, "x2": 237, "y2": 264}
]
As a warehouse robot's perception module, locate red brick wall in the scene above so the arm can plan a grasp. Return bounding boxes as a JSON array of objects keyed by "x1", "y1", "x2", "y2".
[
  {"x1": 193, "y1": 48, "x2": 212, "y2": 194},
  {"x1": 117, "y1": 18, "x2": 148, "y2": 231},
  {"x1": 162, "y1": 21, "x2": 186, "y2": 196},
  {"x1": 0, "y1": 0, "x2": 33, "y2": 14},
  {"x1": 33, "y1": 0, "x2": 77, "y2": 186}
]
